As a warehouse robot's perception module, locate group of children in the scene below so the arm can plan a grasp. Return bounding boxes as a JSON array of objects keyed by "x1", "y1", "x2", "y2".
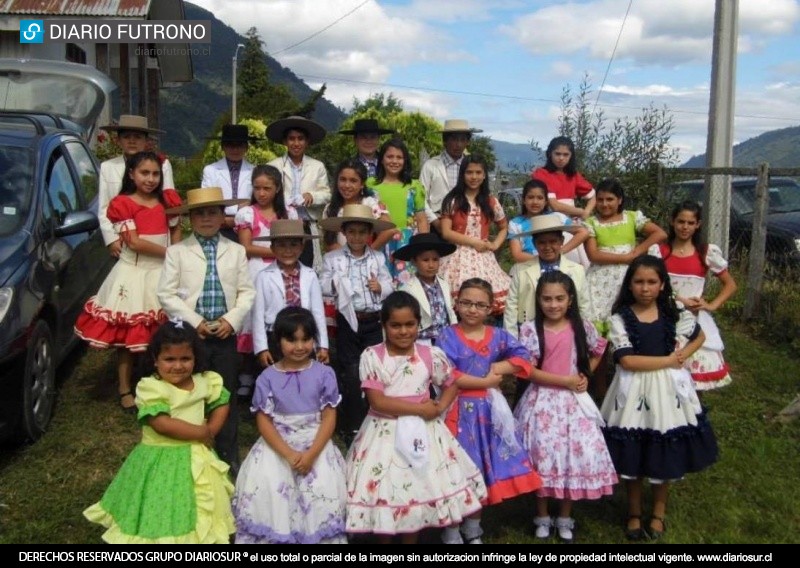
[{"x1": 76, "y1": 131, "x2": 736, "y2": 545}]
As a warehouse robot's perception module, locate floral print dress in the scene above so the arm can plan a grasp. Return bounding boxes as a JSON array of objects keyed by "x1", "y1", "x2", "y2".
[
  {"x1": 514, "y1": 320, "x2": 618, "y2": 499},
  {"x1": 232, "y1": 361, "x2": 347, "y2": 544},
  {"x1": 345, "y1": 343, "x2": 486, "y2": 535}
]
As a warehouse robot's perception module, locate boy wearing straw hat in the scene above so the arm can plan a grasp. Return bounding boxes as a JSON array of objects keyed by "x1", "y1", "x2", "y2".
[
  {"x1": 504, "y1": 214, "x2": 590, "y2": 335},
  {"x1": 319, "y1": 204, "x2": 395, "y2": 445},
  {"x1": 98, "y1": 115, "x2": 175, "y2": 257},
  {"x1": 158, "y1": 187, "x2": 256, "y2": 473},
  {"x1": 419, "y1": 119, "x2": 483, "y2": 221},
  {"x1": 395, "y1": 233, "x2": 458, "y2": 346},
  {"x1": 251, "y1": 220, "x2": 329, "y2": 368}
]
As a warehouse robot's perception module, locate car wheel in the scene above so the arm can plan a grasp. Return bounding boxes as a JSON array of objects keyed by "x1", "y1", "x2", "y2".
[{"x1": 19, "y1": 320, "x2": 57, "y2": 442}]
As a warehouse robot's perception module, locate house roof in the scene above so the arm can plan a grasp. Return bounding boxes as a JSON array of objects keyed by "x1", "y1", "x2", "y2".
[{"x1": 0, "y1": 1, "x2": 151, "y2": 17}]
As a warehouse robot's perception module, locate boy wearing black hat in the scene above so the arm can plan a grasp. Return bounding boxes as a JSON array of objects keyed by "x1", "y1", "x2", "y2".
[
  {"x1": 338, "y1": 118, "x2": 395, "y2": 178},
  {"x1": 395, "y1": 233, "x2": 458, "y2": 346},
  {"x1": 201, "y1": 124, "x2": 259, "y2": 241}
]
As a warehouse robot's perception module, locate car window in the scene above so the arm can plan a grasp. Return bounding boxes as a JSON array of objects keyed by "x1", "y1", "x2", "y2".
[
  {"x1": 44, "y1": 151, "x2": 79, "y2": 225},
  {"x1": 63, "y1": 141, "x2": 98, "y2": 206},
  {"x1": 731, "y1": 181, "x2": 800, "y2": 216},
  {"x1": 0, "y1": 145, "x2": 34, "y2": 236}
]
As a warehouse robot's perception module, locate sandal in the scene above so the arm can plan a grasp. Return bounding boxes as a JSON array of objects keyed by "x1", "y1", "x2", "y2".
[
  {"x1": 648, "y1": 515, "x2": 667, "y2": 540},
  {"x1": 624, "y1": 515, "x2": 647, "y2": 541},
  {"x1": 119, "y1": 391, "x2": 137, "y2": 414}
]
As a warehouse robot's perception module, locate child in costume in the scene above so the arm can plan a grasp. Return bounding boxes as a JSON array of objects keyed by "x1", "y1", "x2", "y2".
[
  {"x1": 601, "y1": 255, "x2": 717, "y2": 541},
  {"x1": 438, "y1": 278, "x2": 542, "y2": 544},
  {"x1": 83, "y1": 321, "x2": 234, "y2": 543},
  {"x1": 345, "y1": 291, "x2": 486, "y2": 543},
  {"x1": 514, "y1": 271, "x2": 617, "y2": 542},
  {"x1": 233, "y1": 307, "x2": 347, "y2": 544},
  {"x1": 75, "y1": 151, "x2": 182, "y2": 413}
]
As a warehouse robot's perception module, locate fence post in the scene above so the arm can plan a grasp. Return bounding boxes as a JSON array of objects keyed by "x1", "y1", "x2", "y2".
[{"x1": 743, "y1": 162, "x2": 770, "y2": 319}]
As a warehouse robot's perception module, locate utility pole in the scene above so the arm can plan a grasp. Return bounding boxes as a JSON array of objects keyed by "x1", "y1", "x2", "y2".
[
  {"x1": 232, "y1": 43, "x2": 245, "y2": 124},
  {"x1": 703, "y1": 0, "x2": 739, "y2": 255}
]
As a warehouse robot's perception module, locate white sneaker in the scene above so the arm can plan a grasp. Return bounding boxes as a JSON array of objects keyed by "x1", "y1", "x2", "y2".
[
  {"x1": 465, "y1": 536, "x2": 483, "y2": 544},
  {"x1": 533, "y1": 516, "x2": 553, "y2": 539},
  {"x1": 555, "y1": 517, "x2": 575, "y2": 543}
]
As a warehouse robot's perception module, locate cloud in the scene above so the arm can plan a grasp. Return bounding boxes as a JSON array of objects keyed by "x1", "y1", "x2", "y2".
[{"x1": 501, "y1": 0, "x2": 800, "y2": 66}]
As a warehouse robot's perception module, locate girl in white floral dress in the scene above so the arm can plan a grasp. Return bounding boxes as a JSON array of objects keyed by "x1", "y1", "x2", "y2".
[
  {"x1": 232, "y1": 307, "x2": 347, "y2": 544},
  {"x1": 345, "y1": 291, "x2": 487, "y2": 543}
]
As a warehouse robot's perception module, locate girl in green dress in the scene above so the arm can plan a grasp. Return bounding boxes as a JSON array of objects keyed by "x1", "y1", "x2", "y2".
[{"x1": 84, "y1": 321, "x2": 235, "y2": 544}]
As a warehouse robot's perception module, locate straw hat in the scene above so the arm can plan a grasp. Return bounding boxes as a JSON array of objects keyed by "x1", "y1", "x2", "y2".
[
  {"x1": 100, "y1": 114, "x2": 165, "y2": 135},
  {"x1": 164, "y1": 187, "x2": 248, "y2": 215},
  {"x1": 253, "y1": 219, "x2": 320, "y2": 241},
  {"x1": 266, "y1": 115, "x2": 327, "y2": 145},
  {"x1": 338, "y1": 118, "x2": 395, "y2": 136},
  {"x1": 508, "y1": 213, "x2": 571, "y2": 240},
  {"x1": 393, "y1": 232, "x2": 456, "y2": 261},
  {"x1": 317, "y1": 204, "x2": 396, "y2": 233},
  {"x1": 440, "y1": 119, "x2": 483, "y2": 134},
  {"x1": 206, "y1": 124, "x2": 262, "y2": 144}
]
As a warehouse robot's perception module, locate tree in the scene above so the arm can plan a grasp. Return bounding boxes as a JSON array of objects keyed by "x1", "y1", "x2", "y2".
[
  {"x1": 468, "y1": 135, "x2": 497, "y2": 173},
  {"x1": 235, "y1": 27, "x2": 298, "y2": 122},
  {"x1": 533, "y1": 74, "x2": 678, "y2": 214},
  {"x1": 314, "y1": 93, "x2": 496, "y2": 177}
]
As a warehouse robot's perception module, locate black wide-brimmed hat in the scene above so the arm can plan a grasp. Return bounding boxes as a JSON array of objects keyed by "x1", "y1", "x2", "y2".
[
  {"x1": 206, "y1": 124, "x2": 262, "y2": 144},
  {"x1": 338, "y1": 118, "x2": 395, "y2": 136},
  {"x1": 393, "y1": 232, "x2": 456, "y2": 261},
  {"x1": 266, "y1": 115, "x2": 326, "y2": 145}
]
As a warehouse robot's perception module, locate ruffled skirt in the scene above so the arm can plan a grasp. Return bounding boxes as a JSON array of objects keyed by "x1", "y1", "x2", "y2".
[
  {"x1": 600, "y1": 367, "x2": 718, "y2": 480},
  {"x1": 346, "y1": 413, "x2": 486, "y2": 534},
  {"x1": 439, "y1": 246, "x2": 510, "y2": 315},
  {"x1": 83, "y1": 442, "x2": 234, "y2": 544},
  {"x1": 233, "y1": 412, "x2": 347, "y2": 544},
  {"x1": 74, "y1": 241, "x2": 167, "y2": 352}
]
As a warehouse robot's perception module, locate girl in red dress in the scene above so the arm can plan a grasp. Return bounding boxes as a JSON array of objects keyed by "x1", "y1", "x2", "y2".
[{"x1": 75, "y1": 151, "x2": 182, "y2": 412}]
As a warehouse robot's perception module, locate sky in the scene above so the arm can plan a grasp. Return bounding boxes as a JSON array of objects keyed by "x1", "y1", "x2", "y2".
[{"x1": 188, "y1": 0, "x2": 800, "y2": 163}]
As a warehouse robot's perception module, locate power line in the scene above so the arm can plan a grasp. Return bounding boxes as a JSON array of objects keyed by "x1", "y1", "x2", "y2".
[
  {"x1": 272, "y1": 0, "x2": 372, "y2": 55},
  {"x1": 592, "y1": 0, "x2": 634, "y2": 118},
  {"x1": 295, "y1": 72, "x2": 800, "y2": 122}
]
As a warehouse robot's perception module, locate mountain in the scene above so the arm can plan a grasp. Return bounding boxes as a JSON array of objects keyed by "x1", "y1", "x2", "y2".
[
  {"x1": 158, "y1": 2, "x2": 346, "y2": 157},
  {"x1": 682, "y1": 125, "x2": 800, "y2": 168},
  {"x1": 491, "y1": 140, "x2": 544, "y2": 172}
]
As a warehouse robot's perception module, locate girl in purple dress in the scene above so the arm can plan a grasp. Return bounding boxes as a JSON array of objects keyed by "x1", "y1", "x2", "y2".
[
  {"x1": 439, "y1": 278, "x2": 542, "y2": 544},
  {"x1": 232, "y1": 307, "x2": 346, "y2": 544},
  {"x1": 514, "y1": 271, "x2": 618, "y2": 543}
]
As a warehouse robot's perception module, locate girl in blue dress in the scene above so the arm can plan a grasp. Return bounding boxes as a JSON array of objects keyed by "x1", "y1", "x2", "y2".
[{"x1": 438, "y1": 278, "x2": 542, "y2": 544}]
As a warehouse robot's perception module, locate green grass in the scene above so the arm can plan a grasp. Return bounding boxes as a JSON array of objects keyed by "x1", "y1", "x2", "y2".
[{"x1": 1, "y1": 314, "x2": 798, "y2": 544}]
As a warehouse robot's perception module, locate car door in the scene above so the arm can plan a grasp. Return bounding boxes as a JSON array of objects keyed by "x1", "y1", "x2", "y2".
[{"x1": 36, "y1": 139, "x2": 99, "y2": 353}]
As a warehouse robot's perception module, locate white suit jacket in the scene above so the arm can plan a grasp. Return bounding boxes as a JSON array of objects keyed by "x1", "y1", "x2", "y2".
[
  {"x1": 266, "y1": 155, "x2": 331, "y2": 220},
  {"x1": 503, "y1": 256, "x2": 589, "y2": 336},
  {"x1": 252, "y1": 263, "x2": 328, "y2": 354},
  {"x1": 399, "y1": 275, "x2": 457, "y2": 332},
  {"x1": 98, "y1": 154, "x2": 175, "y2": 245},
  {"x1": 320, "y1": 248, "x2": 393, "y2": 332},
  {"x1": 157, "y1": 234, "x2": 255, "y2": 332},
  {"x1": 201, "y1": 157, "x2": 254, "y2": 216},
  {"x1": 419, "y1": 154, "x2": 454, "y2": 215}
]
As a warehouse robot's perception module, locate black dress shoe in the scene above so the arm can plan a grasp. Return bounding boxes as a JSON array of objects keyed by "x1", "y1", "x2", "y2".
[{"x1": 625, "y1": 515, "x2": 647, "y2": 541}]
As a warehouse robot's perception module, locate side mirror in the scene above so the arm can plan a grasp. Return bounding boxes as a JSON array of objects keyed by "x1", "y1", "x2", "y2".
[{"x1": 53, "y1": 211, "x2": 99, "y2": 238}]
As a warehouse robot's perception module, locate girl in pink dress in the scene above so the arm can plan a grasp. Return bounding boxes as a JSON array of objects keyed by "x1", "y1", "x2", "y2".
[
  {"x1": 439, "y1": 155, "x2": 510, "y2": 315},
  {"x1": 75, "y1": 151, "x2": 182, "y2": 412},
  {"x1": 648, "y1": 200, "x2": 737, "y2": 390},
  {"x1": 514, "y1": 271, "x2": 617, "y2": 542}
]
